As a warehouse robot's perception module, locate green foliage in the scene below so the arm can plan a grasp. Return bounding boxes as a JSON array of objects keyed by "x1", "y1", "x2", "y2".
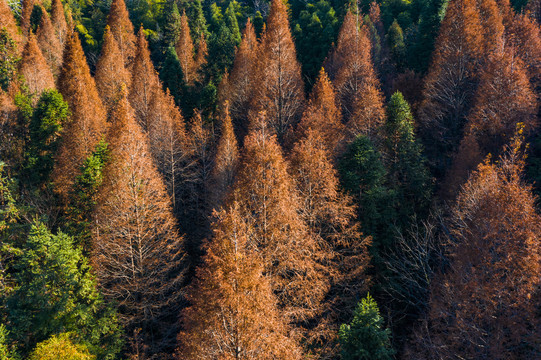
[
  {"x1": 208, "y1": 4, "x2": 241, "y2": 79},
  {"x1": 24, "y1": 90, "x2": 70, "y2": 187},
  {"x1": 252, "y1": 11, "x2": 264, "y2": 38},
  {"x1": 387, "y1": 20, "x2": 406, "y2": 70},
  {"x1": 28, "y1": 333, "x2": 94, "y2": 360},
  {"x1": 160, "y1": 47, "x2": 185, "y2": 103},
  {"x1": 339, "y1": 294, "x2": 395, "y2": 360},
  {"x1": 0, "y1": 28, "x2": 19, "y2": 92},
  {"x1": 3, "y1": 221, "x2": 122, "y2": 359},
  {"x1": 163, "y1": 2, "x2": 182, "y2": 49},
  {"x1": 65, "y1": 139, "x2": 109, "y2": 251},
  {"x1": 180, "y1": 0, "x2": 208, "y2": 42},
  {"x1": 0, "y1": 324, "x2": 19, "y2": 360}
]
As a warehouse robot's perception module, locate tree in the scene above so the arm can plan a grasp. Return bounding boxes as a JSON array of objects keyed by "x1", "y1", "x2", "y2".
[
  {"x1": 163, "y1": 1, "x2": 182, "y2": 49},
  {"x1": 92, "y1": 87, "x2": 186, "y2": 356},
  {"x1": 0, "y1": 29, "x2": 20, "y2": 92},
  {"x1": 210, "y1": 102, "x2": 239, "y2": 210},
  {"x1": 176, "y1": 11, "x2": 196, "y2": 86},
  {"x1": 129, "y1": 28, "x2": 159, "y2": 129},
  {"x1": 230, "y1": 113, "x2": 325, "y2": 329},
  {"x1": 328, "y1": 11, "x2": 385, "y2": 139},
  {"x1": 386, "y1": 20, "x2": 405, "y2": 71},
  {"x1": 105, "y1": 0, "x2": 136, "y2": 69},
  {"x1": 4, "y1": 222, "x2": 122, "y2": 359},
  {"x1": 417, "y1": 0, "x2": 483, "y2": 177},
  {"x1": 50, "y1": 0, "x2": 68, "y2": 47},
  {"x1": 339, "y1": 294, "x2": 395, "y2": 360},
  {"x1": 20, "y1": 0, "x2": 34, "y2": 35},
  {"x1": 0, "y1": 0, "x2": 23, "y2": 53},
  {"x1": 0, "y1": 91, "x2": 21, "y2": 170},
  {"x1": 18, "y1": 33, "x2": 55, "y2": 97},
  {"x1": 177, "y1": 204, "x2": 302, "y2": 360},
  {"x1": 36, "y1": 7, "x2": 62, "y2": 77},
  {"x1": 53, "y1": 31, "x2": 107, "y2": 201},
  {"x1": 95, "y1": 26, "x2": 131, "y2": 113},
  {"x1": 252, "y1": 0, "x2": 305, "y2": 141},
  {"x1": 289, "y1": 128, "x2": 371, "y2": 357},
  {"x1": 424, "y1": 129, "x2": 541, "y2": 359},
  {"x1": 0, "y1": 325, "x2": 18, "y2": 360},
  {"x1": 28, "y1": 334, "x2": 94, "y2": 360},
  {"x1": 24, "y1": 89, "x2": 69, "y2": 187},
  {"x1": 294, "y1": 68, "x2": 344, "y2": 156},
  {"x1": 219, "y1": 18, "x2": 258, "y2": 140}
]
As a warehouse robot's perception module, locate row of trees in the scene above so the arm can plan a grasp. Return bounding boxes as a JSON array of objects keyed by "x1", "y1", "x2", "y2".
[{"x1": 0, "y1": 0, "x2": 540, "y2": 358}]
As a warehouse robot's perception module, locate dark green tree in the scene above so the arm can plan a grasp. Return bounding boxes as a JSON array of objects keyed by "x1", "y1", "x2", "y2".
[
  {"x1": 163, "y1": 2, "x2": 182, "y2": 49},
  {"x1": 0, "y1": 324, "x2": 18, "y2": 360},
  {"x1": 0, "y1": 28, "x2": 19, "y2": 92},
  {"x1": 159, "y1": 46, "x2": 185, "y2": 104},
  {"x1": 386, "y1": 20, "x2": 406, "y2": 71},
  {"x1": 339, "y1": 294, "x2": 394, "y2": 360}
]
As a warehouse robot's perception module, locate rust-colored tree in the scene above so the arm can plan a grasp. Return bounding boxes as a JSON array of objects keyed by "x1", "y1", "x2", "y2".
[
  {"x1": 194, "y1": 32, "x2": 207, "y2": 76},
  {"x1": 95, "y1": 25, "x2": 131, "y2": 113},
  {"x1": 229, "y1": 113, "x2": 325, "y2": 333},
  {"x1": 36, "y1": 7, "x2": 63, "y2": 77},
  {"x1": 129, "y1": 27, "x2": 159, "y2": 128},
  {"x1": 422, "y1": 130, "x2": 541, "y2": 359},
  {"x1": 0, "y1": 0, "x2": 23, "y2": 53},
  {"x1": 53, "y1": 32, "x2": 107, "y2": 200},
  {"x1": 20, "y1": 0, "x2": 34, "y2": 35},
  {"x1": 177, "y1": 203, "x2": 302, "y2": 360},
  {"x1": 251, "y1": 0, "x2": 305, "y2": 141},
  {"x1": 327, "y1": 11, "x2": 385, "y2": 138},
  {"x1": 92, "y1": 87, "x2": 186, "y2": 357},
  {"x1": 295, "y1": 68, "x2": 344, "y2": 156},
  {"x1": 417, "y1": 0, "x2": 483, "y2": 176},
  {"x1": 289, "y1": 128, "x2": 371, "y2": 357},
  {"x1": 18, "y1": 33, "x2": 56, "y2": 97},
  {"x1": 50, "y1": 0, "x2": 68, "y2": 47},
  {"x1": 210, "y1": 102, "x2": 239, "y2": 210},
  {"x1": 176, "y1": 11, "x2": 196, "y2": 85},
  {"x1": 0, "y1": 91, "x2": 22, "y2": 169},
  {"x1": 106, "y1": 0, "x2": 136, "y2": 69},
  {"x1": 219, "y1": 18, "x2": 257, "y2": 140}
]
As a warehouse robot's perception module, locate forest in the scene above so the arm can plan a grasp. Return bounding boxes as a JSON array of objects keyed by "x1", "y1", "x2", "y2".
[{"x1": 0, "y1": 0, "x2": 540, "y2": 358}]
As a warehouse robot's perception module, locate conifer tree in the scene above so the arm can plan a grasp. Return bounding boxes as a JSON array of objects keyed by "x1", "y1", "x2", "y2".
[
  {"x1": 92, "y1": 87, "x2": 186, "y2": 356},
  {"x1": 220, "y1": 18, "x2": 258, "y2": 140},
  {"x1": 176, "y1": 11, "x2": 196, "y2": 85},
  {"x1": 425, "y1": 130, "x2": 541, "y2": 359},
  {"x1": 178, "y1": 204, "x2": 302, "y2": 360},
  {"x1": 0, "y1": 0, "x2": 23, "y2": 53},
  {"x1": 252, "y1": 0, "x2": 305, "y2": 141},
  {"x1": 295, "y1": 68, "x2": 344, "y2": 155},
  {"x1": 129, "y1": 28, "x2": 159, "y2": 129},
  {"x1": 163, "y1": 1, "x2": 181, "y2": 49},
  {"x1": 417, "y1": 0, "x2": 483, "y2": 176},
  {"x1": 106, "y1": 0, "x2": 136, "y2": 69},
  {"x1": 36, "y1": 7, "x2": 62, "y2": 76},
  {"x1": 194, "y1": 33, "x2": 207, "y2": 75},
  {"x1": 20, "y1": 0, "x2": 34, "y2": 35},
  {"x1": 328, "y1": 11, "x2": 385, "y2": 138},
  {"x1": 50, "y1": 0, "x2": 68, "y2": 47},
  {"x1": 95, "y1": 26, "x2": 131, "y2": 113},
  {"x1": 0, "y1": 91, "x2": 21, "y2": 169},
  {"x1": 210, "y1": 102, "x2": 238, "y2": 210},
  {"x1": 18, "y1": 33, "x2": 55, "y2": 97},
  {"x1": 53, "y1": 32, "x2": 107, "y2": 200},
  {"x1": 230, "y1": 113, "x2": 325, "y2": 328}
]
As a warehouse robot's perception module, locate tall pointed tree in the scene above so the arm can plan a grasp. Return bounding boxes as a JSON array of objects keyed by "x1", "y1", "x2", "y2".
[
  {"x1": 53, "y1": 32, "x2": 107, "y2": 200},
  {"x1": 194, "y1": 32, "x2": 207, "y2": 76},
  {"x1": 425, "y1": 131, "x2": 541, "y2": 359},
  {"x1": 18, "y1": 33, "x2": 55, "y2": 97},
  {"x1": 176, "y1": 11, "x2": 196, "y2": 85},
  {"x1": 178, "y1": 204, "x2": 302, "y2": 360},
  {"x1": 106, "y1": 0, "x2": 136, "y2": 69},
  {"x1": 92, "y1": 87, "x2": 186, "y2": 356},
  {"x1": 295, "y1": 68, "x2": 344, "y2": 156},
  {"x1": 328, "y1": 11, "x2": 385, "y2": 138},
  {"x1": 20, "y1": 0, "x2": 34, "y2": 35},
  {"x1": 252, "y1": 0, "x2": 305, "y2": 141},
  {"x1": 36, "y1": 7, "x2": 62, "y2": 76},
  {"x1": 95, "y1": 25, "x2": 131, "y2": 113},
  {"x1": 0, "y1": 0, "x2": 23, "y2": 53},
  {"x1": 220, "y1": 18, "x2": 258, "y2": 140},
  {"x1": 50, "y1": 0, "x2": 68, "y2": 47}
]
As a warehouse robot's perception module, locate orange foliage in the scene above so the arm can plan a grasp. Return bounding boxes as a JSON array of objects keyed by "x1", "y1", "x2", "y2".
[
  {"x1": 176, "y1": 11, "x2": 196, "y2": 85},
  {"x1": 18, "y1": 33, "x2": 56, "y2": 97},
  {"x1": 50, "y1": 0, "x2": 68, "y2": 47},
  {"x1": 36, "y1": 6, "x2": 63, "y2": 76},
  {"x1": 0, "y1": 0, "x2": 24, "y2": 53},
  {"x1": 106, "y1": 0, "x2": 136, "y2": 69}
]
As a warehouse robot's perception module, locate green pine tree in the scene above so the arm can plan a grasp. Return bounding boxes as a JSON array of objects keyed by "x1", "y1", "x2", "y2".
[{"x1": 163, "y1": 2, "x2": 182, "y2": 49}]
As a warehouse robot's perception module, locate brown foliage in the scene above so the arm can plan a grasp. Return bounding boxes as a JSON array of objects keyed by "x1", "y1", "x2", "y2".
[
  {"x1": 295, "y1": 68, "x2": 344, "y2": 156},
  {"x1": 0, "y1": 91, "x2": 22, "y2": 169},
  {"x1": 177, "y1": 203, "x2": 302, "y2": 360},
  {"x1": 36, "y1": 7, "x2": 63, "y2": 77},
  {"x1": 229, "y1": 113, "x2": 325, "y2": 329},
  {"x1": 18, "y1": 33, "x2": 56, "y2": 97},
  {"x1": 176, "y1": 11, "x2": 196, "y2": 85},
  {"x1": 20, "y1": 0, "x2": 34, "y2": 35},
  {"x1": 288, "y1": 128, "x2": 371, "y2": 357},
  {"x1": 328, "y1": 11, "x2": 385, "y2": 138},
  {"x1": 92, "y1": 87, "x2": 186, "y2": 355},
  {"x1": 422, "y1": 131, "x2": 541, "y2": 359},
  {"x1": 251, "y1": 0, "x2": 305, "y2": 141},
  {"x1": 220, "y1": 19, "x2": 258, "y2": 141},
  {"x1": 106, "y1": 0, "x2": 136, "y2": 69},
  {"x1": 0, "y1": 0, "x2": 23, "y2": 53},
  {"x1": 194, "y1": 33, "x2": 207, "y2": 77},
  {"x1": 50, "y1": 0, "x2": 68, "y2": 47},
  {"x1": 129, "y1": 28, "x2": 159, "y2": 128},
  {"x1": 53, "y1": 31, "x2": 107, "y2": 200},
  {"x1": 95, "y1": 26, "x2": 132, "y2": 113}
]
